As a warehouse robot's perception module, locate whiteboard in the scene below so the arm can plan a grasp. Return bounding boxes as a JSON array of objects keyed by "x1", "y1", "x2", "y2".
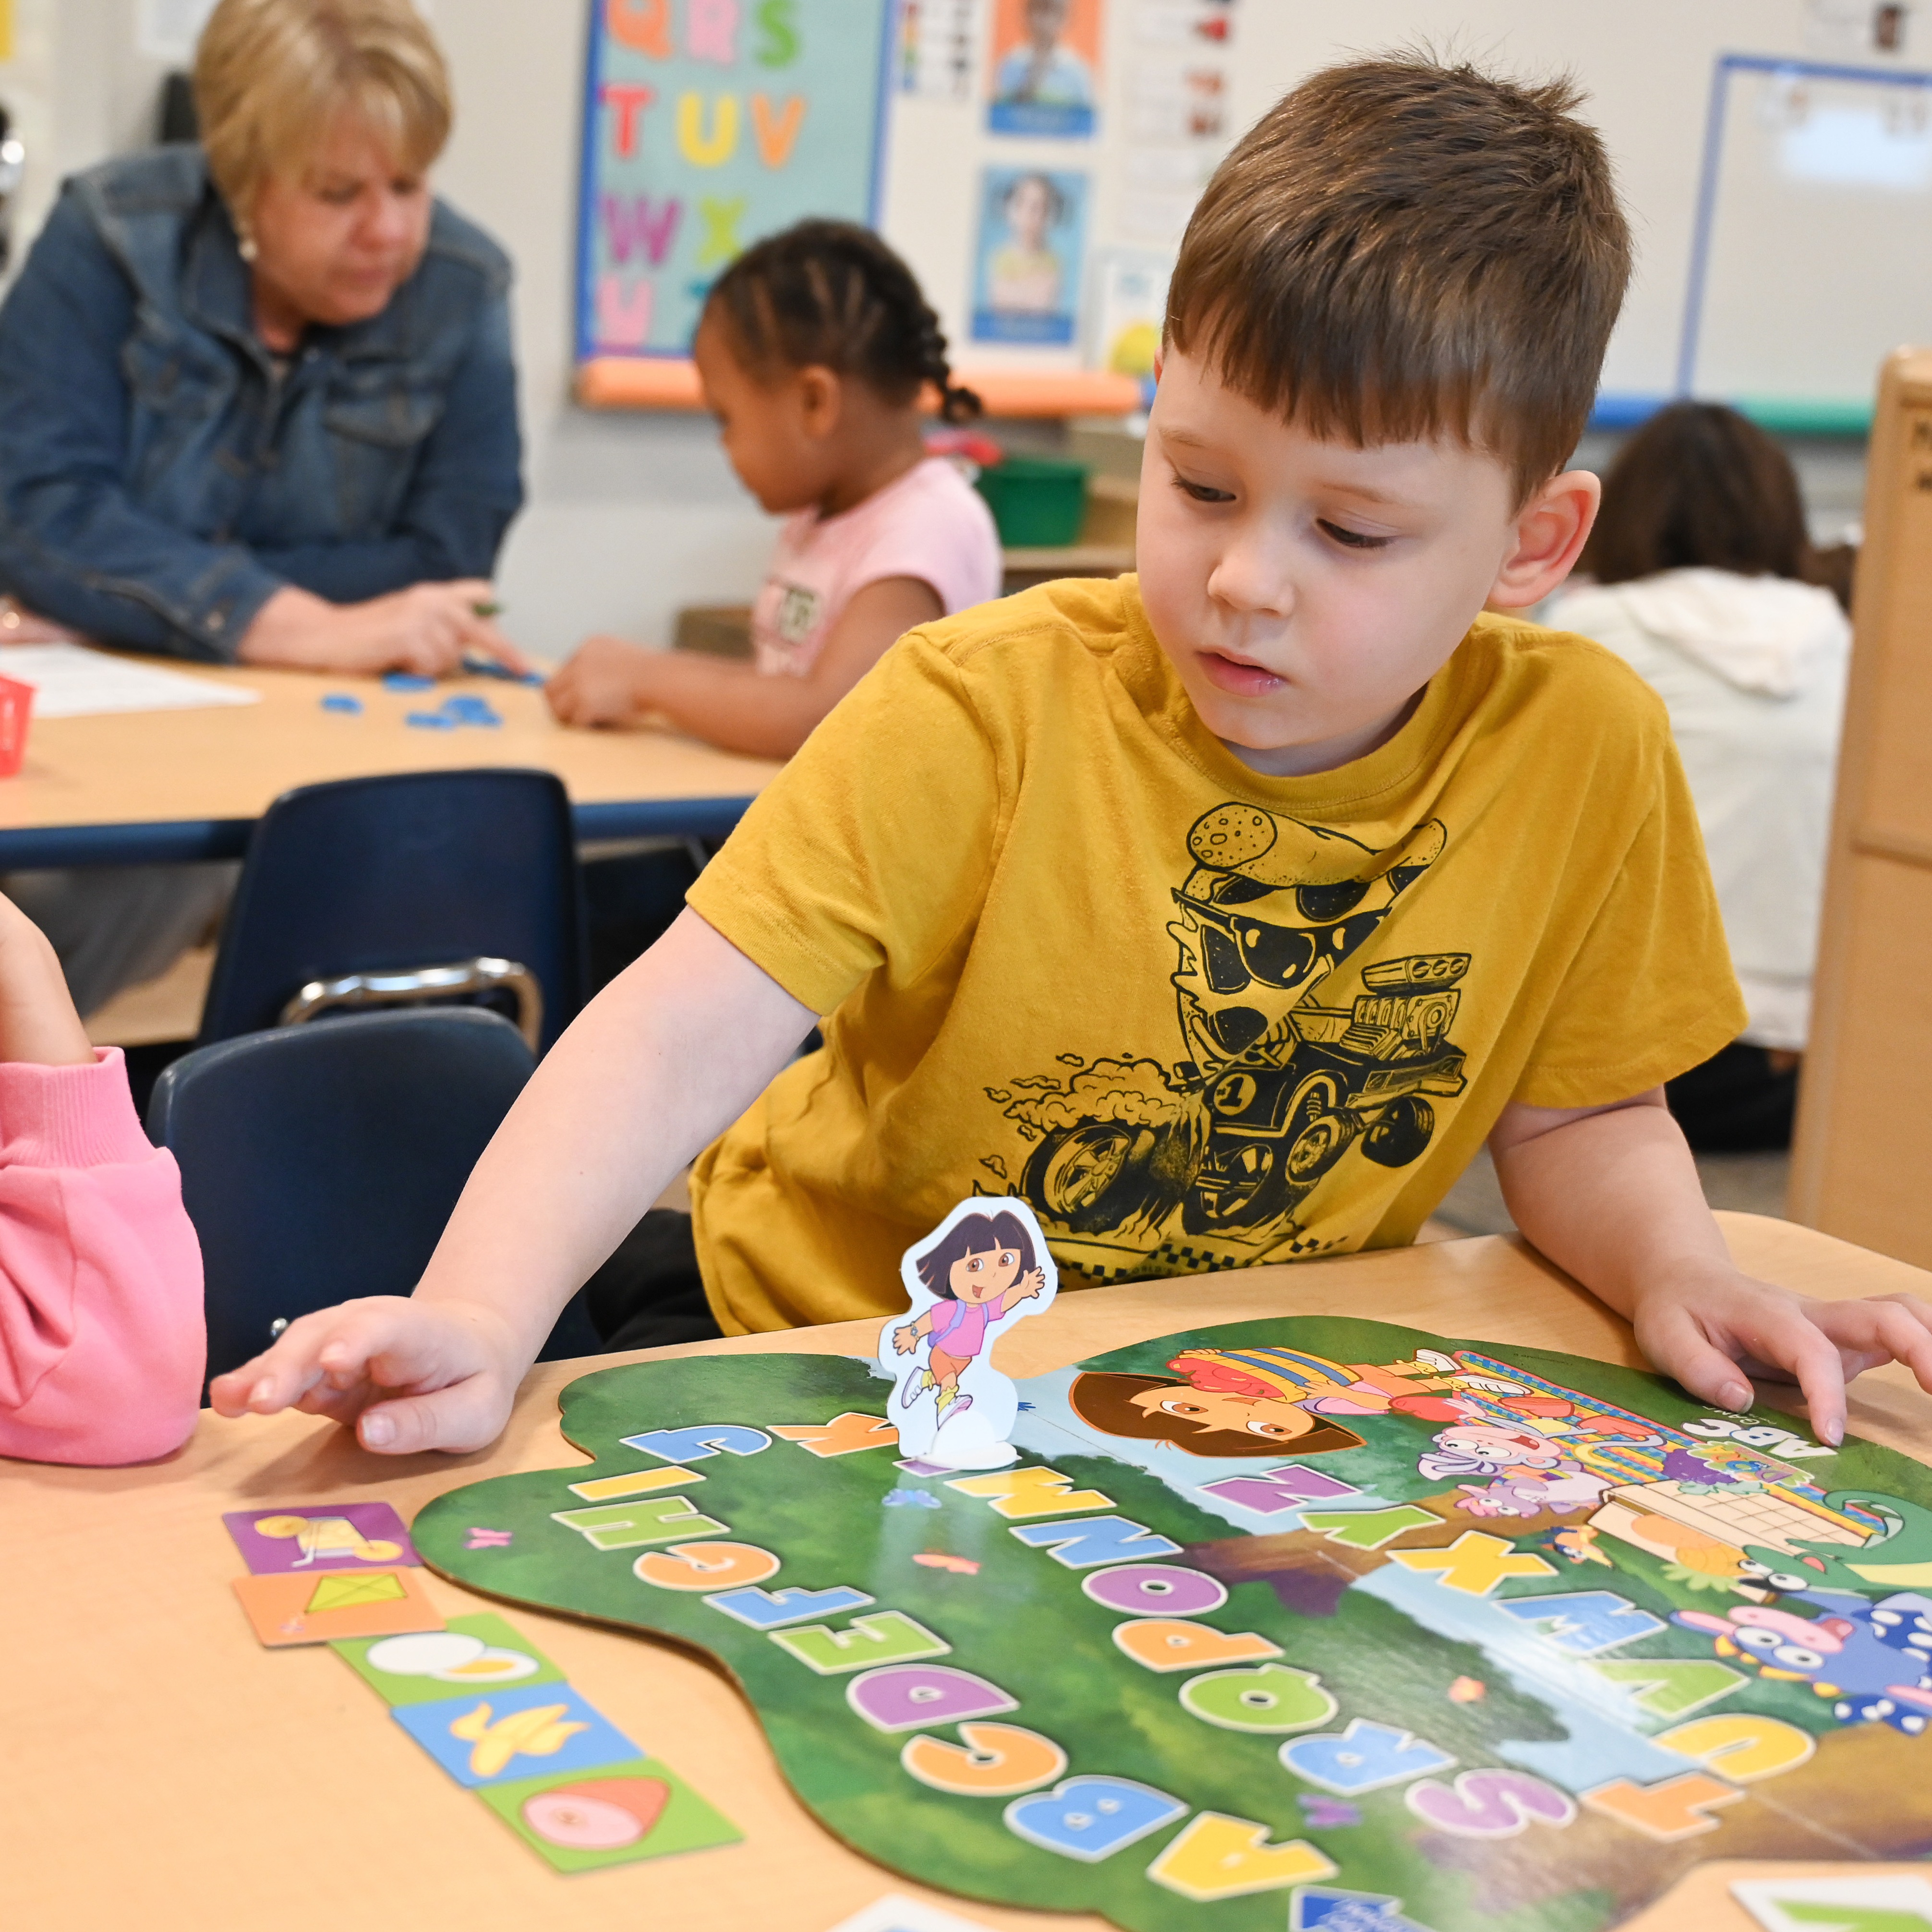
[{"x1": 1685, "y1": 55, "x2": 1932, "y2": 427}]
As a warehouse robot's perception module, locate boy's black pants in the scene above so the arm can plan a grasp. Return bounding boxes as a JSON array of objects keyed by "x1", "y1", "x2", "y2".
[{"x1": 584, "y1": 1209, "x2": 726, "y2": 1352}]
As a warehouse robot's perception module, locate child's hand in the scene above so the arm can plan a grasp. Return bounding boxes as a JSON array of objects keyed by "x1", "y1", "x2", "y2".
[
  {"x1": 1630, "y1": 1259, "x2": 1932, "y2": 1446},
  {"x1": 0, "y1": 893, "x2": 94, "y2": 1066},
  {"x1": 207, "y1": 1296, "x2": 527, "y2": 1454},
  {"x1": 892, "y1": 1322, "x2": 918, "y2": 1355},
  {"x1": 546, "y1": 636, "x2": 657, "y2": 728}
]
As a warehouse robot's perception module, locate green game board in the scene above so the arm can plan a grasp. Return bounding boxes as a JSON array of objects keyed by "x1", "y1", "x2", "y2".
[{"x1": 414, "y1": 1316, "x2": 1932, "y2": 1929}]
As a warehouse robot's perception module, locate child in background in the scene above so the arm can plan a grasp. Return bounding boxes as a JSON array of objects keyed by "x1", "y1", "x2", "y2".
[
  {"x1": 0, "y1": 892, "x2": 203, "y2": 1465},
  {"x1": 1545, "y1": 403, "x2": 1851, "y2": 1152},
  {"x1": 215, "y1": 57, "x2": 1932, "y2": 1461},
  {"x1": 547, "y1": 222, "x2": 1002, "y2": 761}
]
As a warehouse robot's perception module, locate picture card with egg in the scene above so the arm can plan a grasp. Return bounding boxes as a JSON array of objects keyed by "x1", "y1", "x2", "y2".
[
  {"x1": 333, "y1": 1613, "x2": 565, "y2": 1705},
  {"x1": 475, "y1": 1754, "x2": 743, "y2": 1873}
]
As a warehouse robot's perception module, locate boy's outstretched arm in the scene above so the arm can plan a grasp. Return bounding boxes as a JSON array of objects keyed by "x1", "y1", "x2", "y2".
[
  {"x1": 207, "y1": 909, "x2": 815, "y2": 1453},
  {"x1": 1489, "y1": 1091, "x2": 1932, "y2": 1446}
]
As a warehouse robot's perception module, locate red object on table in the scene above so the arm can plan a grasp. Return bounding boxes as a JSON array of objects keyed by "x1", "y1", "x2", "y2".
[{"x1": 0, "y1": 673, "x2": 34, "y2": 776}]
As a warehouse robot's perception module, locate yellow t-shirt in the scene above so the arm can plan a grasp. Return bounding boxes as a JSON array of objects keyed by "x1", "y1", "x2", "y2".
[{"x1": 687, "y1": 576, "x2": 1744, "y2": 1333}]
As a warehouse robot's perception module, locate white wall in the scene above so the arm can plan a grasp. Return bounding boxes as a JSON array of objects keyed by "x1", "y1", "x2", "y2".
[{"x1": 0, "y1": 0, "x2": 1890, "y2": 651}]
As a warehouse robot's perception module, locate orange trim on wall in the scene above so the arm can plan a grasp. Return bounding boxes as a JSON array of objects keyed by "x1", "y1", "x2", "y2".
[{"x1": 574, "y1": 358, "x2": 1145, "y2": 418}]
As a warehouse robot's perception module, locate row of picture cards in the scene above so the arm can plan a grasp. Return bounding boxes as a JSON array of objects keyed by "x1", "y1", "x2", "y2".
[{"x1": 222, "y1": 1502, "x2": 740, "y2": 1873}]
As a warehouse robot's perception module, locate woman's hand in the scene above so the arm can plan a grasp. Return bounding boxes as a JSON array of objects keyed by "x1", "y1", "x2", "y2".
[
  {"x1": 0, "y1": 893, "x2": 95, "y2": 1066},
  {"x1": 546, "y1": 635, "x2": 659, "y2": 728},
  {"x1": 239, "y1": 581, "x2": 531, "y2": 677}
]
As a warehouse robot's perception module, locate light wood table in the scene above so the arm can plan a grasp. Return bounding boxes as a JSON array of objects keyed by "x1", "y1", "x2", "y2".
[
  {"x1": 7, "y1": 1215, "x2": 1929, "y2": 1931},
  {"x1": 0, "y1": 656, "x2": 779, "y2": 869}
]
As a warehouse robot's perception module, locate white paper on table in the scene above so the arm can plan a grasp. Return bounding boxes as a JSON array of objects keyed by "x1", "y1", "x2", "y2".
[
  {"x1": 0, "y1": 643, "x2": 261, "y2": 719},
  {"x1": 824, "y1": 1896, "x2": 1000, "y2": 1932},
  {"x1": 1731, "y1": 1874, "x2": 1932, "y2": 1932}
]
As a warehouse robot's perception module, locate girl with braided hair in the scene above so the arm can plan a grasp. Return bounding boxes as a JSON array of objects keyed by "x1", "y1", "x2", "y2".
[{"x1": 549, "y1": 220, "x2": 1000, "y2": 760}]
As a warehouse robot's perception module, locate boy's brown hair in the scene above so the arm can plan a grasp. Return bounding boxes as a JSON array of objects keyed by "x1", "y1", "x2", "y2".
[{"x1": 1167, "y1": 54, "x2": 1631, "y2": 502}]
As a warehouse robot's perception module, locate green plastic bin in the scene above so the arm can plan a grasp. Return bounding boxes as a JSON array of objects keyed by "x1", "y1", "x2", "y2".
[{"x1": 974, "y1": 455, "x2": 1090, "y2": 547}]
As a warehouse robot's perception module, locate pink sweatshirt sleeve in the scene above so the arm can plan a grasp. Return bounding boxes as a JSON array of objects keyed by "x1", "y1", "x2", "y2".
[{"x1": 0, "y1": 1047, "x2": 204, "y2": 1465}]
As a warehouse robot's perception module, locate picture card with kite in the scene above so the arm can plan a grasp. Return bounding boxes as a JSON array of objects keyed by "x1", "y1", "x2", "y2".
[
  {"x1": 231, "y1": 1565, "x2": 444, "y2": 1647},
  {"x1": 407, "y1": 1289, "x2": 1932, "y2": 1932}
]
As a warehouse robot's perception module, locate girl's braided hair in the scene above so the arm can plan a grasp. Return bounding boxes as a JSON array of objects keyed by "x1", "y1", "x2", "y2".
[{"x1": 706, "y1": 219, "x2": 982, "y2": 424}]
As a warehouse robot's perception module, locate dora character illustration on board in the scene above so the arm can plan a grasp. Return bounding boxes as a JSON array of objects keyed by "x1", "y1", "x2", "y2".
[
  {"x1": 891, "y1": 1205, "x2": 1051, "y2": 1424},
  {"x1": 1067, "y1": 1342, "x2": 1532, "y2": 1458}
]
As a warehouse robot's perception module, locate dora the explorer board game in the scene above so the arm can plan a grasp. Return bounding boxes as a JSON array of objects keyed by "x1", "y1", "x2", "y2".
[{"x1": 414, "y1": 1315, "x2": 1932, "y2": 1929}]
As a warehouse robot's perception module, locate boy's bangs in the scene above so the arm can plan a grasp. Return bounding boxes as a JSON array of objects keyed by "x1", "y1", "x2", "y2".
[{"x1": 1172, "y1": 294, "x2": 1510, "y2": 471}]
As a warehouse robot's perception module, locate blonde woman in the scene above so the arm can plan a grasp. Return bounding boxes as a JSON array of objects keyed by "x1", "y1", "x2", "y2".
[
  {"x1": 0, "y1": 0, "x2": 526, "y2": 1015},
  {"x1": 0, "y1": 0, "x2": 524, "y2": 678}
]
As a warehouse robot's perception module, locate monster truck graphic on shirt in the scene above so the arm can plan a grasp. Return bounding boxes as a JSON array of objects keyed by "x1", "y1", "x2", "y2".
[{"x1": 982, "y1": 803, "x2": 1466, "y2": 1277}]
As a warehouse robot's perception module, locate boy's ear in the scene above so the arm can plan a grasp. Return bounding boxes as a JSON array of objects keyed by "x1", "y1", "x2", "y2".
[{"x1": 1487, "y1": 468, "x2": 1601, "y2": 611}]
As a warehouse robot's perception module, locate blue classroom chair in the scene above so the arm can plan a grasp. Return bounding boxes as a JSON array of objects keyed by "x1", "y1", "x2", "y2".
[
  {"x1": 146, "y1": 1008, "x2": 603, "y2": 1388},
  {"x1": 196, "y1": 769, "x2": 587, "y2": 1054}
]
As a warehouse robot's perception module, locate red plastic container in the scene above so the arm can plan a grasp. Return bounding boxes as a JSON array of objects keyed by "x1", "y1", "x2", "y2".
[{"x1": 0, "y1": 673, "x2": 34, "y2": 776}]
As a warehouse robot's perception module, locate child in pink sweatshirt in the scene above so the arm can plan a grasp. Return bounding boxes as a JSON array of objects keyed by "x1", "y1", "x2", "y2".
[{"x1": 0, "y1": 891, "x2": 202, "y2": 1464}]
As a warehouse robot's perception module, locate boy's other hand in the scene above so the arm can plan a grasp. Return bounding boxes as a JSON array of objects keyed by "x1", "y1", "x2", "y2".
[
  {"x1": 1630, "y1": 1262, "x2": 1932, "y2": 1448},
  {"x1": 547, "y1": 635, "x2": 656, "y2": 728},
  {"x1": 207, "y1": 1296, "x2": 525, "y2": 1454}
]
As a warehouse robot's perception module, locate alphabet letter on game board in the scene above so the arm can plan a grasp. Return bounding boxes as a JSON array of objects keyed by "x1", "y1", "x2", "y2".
[
  {"x1": 1587, "y1": 1656, "x2": 1743, "y2": 1718},
  {"x1": 901, "y1": 1722, "x2": 1065, "y2": 1796},
  {"x1": 769, "y1": 1611, "x2": 951, "y2": 1675},
  {"x1": 704, "y1": 1583, "x2": 874, "y2": 1630},
  {"x1": 1498, "y1": 1591, "x2": 1665, "y2": 1654},
  {"x1": 1196, "y1": 1465, "x2": 1360, "y2": 1518},
  {"x1": 1404, "y1": 1769, "x2": 1576, "y2": 1837},
  {"x1": 1003, "y1": 1777, "x2": 1188, "y2": 1862},
  {"x1": 1008, "y1": 1517, "x2": 1182, "y2": 1569},
  {"x1": 846, "y1": 1665, "x2": 1018, "y2": 1733},
  {"x1": 1082, "y1": 1564, "x2": 1227, "y2": 1618},
  {"x1": 1279, "y1": 1719, "x2": 1456, "y2": 1795},
  {"x1": 947, "y1": 1467, "x2": 1113, "y2": 1520},
  {"x1": 768, "y1": 1414, "x2": 898, "y2": 1458},
  {"x1": 1580, "y1": 1773, "x2": 1745, "y2": 1840},
  {"x1": 1179, "y1": 1663, "x2": 1336, "y2": 1734},
  {"x1": 550, "y1": 1496, "x2": 726, "y2": 1550},
  {"x1": 1146, "y1": 1812, "x2": 1337, "y2": 1900},
  {"x1": 568, "y1": 1465, "x2": 699, "y2": 1501},
  {"x1": 620, "y1": 1425, "x2": 770, "y2": 1462},
  {"x1": 1113, "y1": 1619, "x2": 1281, "y2": 1674},
  {"x1": 1298, "y1": 1506, "x2": 1440, "y2": 1550},
  {"x1": 1388, "y1": 1532, "x2": 1557, "y2": 1594},
  {"x1": 631, "y1": 1542, "x2": 780, "y2": 1590},
  {"x1": 1652, "y1": 1714, "x2": 1815, "y2": 1783}
]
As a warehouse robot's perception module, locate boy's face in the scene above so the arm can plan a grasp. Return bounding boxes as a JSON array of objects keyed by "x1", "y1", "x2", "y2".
[{"x1": 1137, "y1": 349, "x2": 1598, "y2": 776}]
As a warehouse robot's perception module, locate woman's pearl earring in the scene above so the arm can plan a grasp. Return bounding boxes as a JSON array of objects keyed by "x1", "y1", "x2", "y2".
[{"x1": 236, "y1": 227, "x2": 258, "y2": 264}]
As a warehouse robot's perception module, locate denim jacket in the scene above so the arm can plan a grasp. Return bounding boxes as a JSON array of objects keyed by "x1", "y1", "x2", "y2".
[{"x1": 0, "y1": 147, "x2": 523, "y2": 661}]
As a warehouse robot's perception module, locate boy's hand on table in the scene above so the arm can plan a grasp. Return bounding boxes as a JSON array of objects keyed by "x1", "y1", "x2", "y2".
[
  {"x1": 1630, "y1": 1260, "x2": 1932, "y2": 1447},
  {"x1": 1489, "y1": 1087, "x2": 1932, "y2": 1447},
  {"x1": 207, "y1": 1296, "x2": 525, "y2": 1454},
  {"x1": 546, "y1": 635, "x2": 657, "y2": 727}
]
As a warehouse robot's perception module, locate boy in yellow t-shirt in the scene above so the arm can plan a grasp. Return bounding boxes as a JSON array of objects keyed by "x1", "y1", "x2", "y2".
[{"x1": 217, "y1": 55, "x2": 1932, "y2": 1455}]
